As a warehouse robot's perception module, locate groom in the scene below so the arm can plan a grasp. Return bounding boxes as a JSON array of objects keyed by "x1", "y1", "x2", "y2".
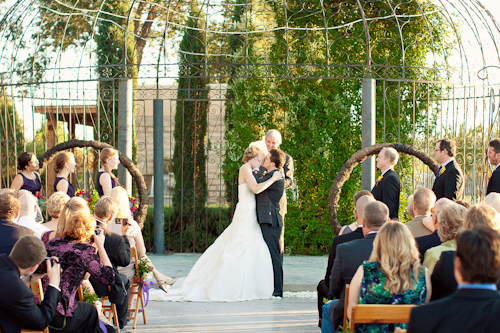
[{"x1": 255, "y1": 148, "x2": 286, "y2": 297}]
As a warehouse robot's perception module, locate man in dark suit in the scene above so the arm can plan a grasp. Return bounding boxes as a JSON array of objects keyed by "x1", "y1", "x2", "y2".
[
  {"x1": 405, "y1": 189, "x2": 436, "y2": 237},
  {"x1": 415, "y1": 197, "x2": 450, "y2": 261},
  {"x1": 0, "y1": 235, "x2": 62, "y2": 333},
  {"x1": 316, "y1": 191, "x2": 374, "y2": 327},
  {"x1": 487, "y1": 139, "x2": 500, "y2": 194},
  {"x1": 408, "y1": 226, "x2": 500, "y2": 333},
  {"x1": 432, "y1": 138, "x2": 464, "y2": 200},
  {"x1": 371, "y1": 147, "x2": 400, "y2": 219},
  {"x1": 255, "y1": 148, "x2": 286, "y2": 297},
  {"x1": 326, "y1": 201, "x2": 389, "y2": 333},
  {"x1": 89, "y1": 196, "x2": 131, "y2": 331},
  {"x1": 263, "y1": 130, "x2": 294, "y2": 263},
  {"x1": 0, "y1": 193, "x2": 35, "y2": 255}
]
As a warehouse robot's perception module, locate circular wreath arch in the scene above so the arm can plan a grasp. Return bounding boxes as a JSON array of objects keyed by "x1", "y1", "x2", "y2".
[
  {"x1": 39, "y1": 139, "x2": 149, "y2": 227},
  {"x1": 328, "y1": 143, "x2": 440, "y2": 234}
]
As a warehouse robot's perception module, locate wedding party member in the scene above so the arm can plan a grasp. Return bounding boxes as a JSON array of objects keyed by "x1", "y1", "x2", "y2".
[
  {"x1": 263, "y1": 130, "x2": 294, "y2": 268},
  {"x1": 17, "y1": 191, "x2": 50, "y2": 238},
  {"x1": 161, "y1": 143, "x2": 282, "y2": 301},
  {"x1": 11, "y1": 152, "x2": 42, "y2": 196},
  {"x1": 42, "y1": 191, "x2": 71, "y2": 231},
  {"x1": 326, "y1": 201, "x2": 389, "y2": 333},
  {"x1": 43, "y1": 196, "x2": 115, "y2": 333},
  {"x1": 0, "y1": 193, "x2": 34, "y2": 255},
  {"x1": 405, "y1": 189, "x2": 436, "y2": 237},
  {"x1": 408, "y1": 226, "x2": 500, "y2": 333},
  {"x1": 423, "y1": 202, "x2": 466, "y2": 273},
  {"x1": 371, "y1": 147, "x2": 400, "y2": 219},
  {"x1": 316, "y1": 192, "x2": 374, "y2": 327},
  {"x1": 415, "y1": 198, "x2": 451, "y2": 261},
  {"x1": 90, "y1": 196, "x2": 131, "y2": 331},
  {"x1": 97, "y1": 148, "x2": 120, "y2": 196},
  {"x1": 0, "y1": 236, "x2": 62, "y2": 332},
  {"x1": 487, "y1": 139, "x2": 500, "y2": 194},
  {"x1": 53, "y1": 152, "x2": 76, "y2": 197},
  {"x1": 432, "y1": 138, "x2": 464, "y2": 200},
  {"x1": 348, "y1": 222, "x2": 431, "y2": 333}
]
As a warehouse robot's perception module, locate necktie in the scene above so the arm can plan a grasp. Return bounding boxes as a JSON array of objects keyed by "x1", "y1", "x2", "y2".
[{"x1": 435, "y1": 165, "x2": 443, "y2": 180}]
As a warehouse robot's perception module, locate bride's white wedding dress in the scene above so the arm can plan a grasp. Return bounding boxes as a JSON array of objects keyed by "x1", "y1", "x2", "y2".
[{"x1": 160, "y1": 183, "x2": 274, "y2": 301}]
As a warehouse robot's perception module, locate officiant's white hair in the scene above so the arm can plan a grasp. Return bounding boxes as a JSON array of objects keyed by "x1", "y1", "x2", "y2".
[
  {"x1": 248, "y1": 141, "x2": 268, "y2": 154},
  {"x1": 265, "y1": 129, "x2": 282, "y2": 145}
]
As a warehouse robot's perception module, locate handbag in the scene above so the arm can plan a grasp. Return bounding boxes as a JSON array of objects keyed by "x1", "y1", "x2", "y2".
[{"x1": 108, "y1": 270, "x2": 130, "y2": 305}]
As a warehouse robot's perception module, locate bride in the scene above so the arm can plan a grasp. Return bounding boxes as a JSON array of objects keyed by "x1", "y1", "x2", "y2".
[{"x1": 163, "y1": 142, "x2": 282, "y2": 301}]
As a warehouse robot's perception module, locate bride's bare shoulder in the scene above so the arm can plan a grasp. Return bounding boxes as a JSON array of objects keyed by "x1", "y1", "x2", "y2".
[{"x1": 240, "y1": 162, "x2": 251, "y2": 171}]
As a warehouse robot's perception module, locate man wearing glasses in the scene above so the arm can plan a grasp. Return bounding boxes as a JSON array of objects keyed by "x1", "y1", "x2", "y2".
[{"x1": 432, "y1": 138, "x2": 464, "y2": 200}]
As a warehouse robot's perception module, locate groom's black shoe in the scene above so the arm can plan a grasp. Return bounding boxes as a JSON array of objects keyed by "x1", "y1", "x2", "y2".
[{"x1": 273, "y1": 293, "x2": 283, "y2": 298}]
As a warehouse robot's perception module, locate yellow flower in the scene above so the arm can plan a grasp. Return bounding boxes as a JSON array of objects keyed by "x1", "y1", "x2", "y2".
[
  {"x1": 376, "y1": 175, "x2": 383, "y2": 183},
  {"x1": 439, "y1": 166, "x2": 446, "y2": 176},
  {"x1": 488, "y1": 172, "x2": 492, "y2": 179}
]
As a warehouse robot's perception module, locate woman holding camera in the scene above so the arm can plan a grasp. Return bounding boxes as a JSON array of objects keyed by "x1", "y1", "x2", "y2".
[{"x1": 42, "y1": 196, "x2": 114, "y2": 333}]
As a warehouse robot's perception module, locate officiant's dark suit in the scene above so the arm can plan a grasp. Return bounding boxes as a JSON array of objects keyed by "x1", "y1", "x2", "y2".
[
  {"x1": 371, "y1": 169, "x2": 400, "y2": 219},
  {"x1": 487, "y1": 167, "x2": 500, "y2": 194},
  {"x1": 255, "y1": 168, "x2": 285, "y2": 296},
  {"x1": 432, "y1": 159, "x2": 464, "y2": 200}
]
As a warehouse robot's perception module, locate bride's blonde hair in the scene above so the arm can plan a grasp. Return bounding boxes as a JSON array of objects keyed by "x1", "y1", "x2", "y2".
[
  {"x1": 369, "y1": 221, "x2": 422, "y2": 294},
  {"x1": 242, "y1": 141, "x2": 267, "y2": 163}
]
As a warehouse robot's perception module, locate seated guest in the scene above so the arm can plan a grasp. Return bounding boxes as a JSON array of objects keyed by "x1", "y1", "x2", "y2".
[
  {"x1": 408, "y1": 226, "x2": 500, "y2": 333},
  {"x1": 424, "y1": 202, "x2": 466, "y2": 273},
  {"x1": 431, "y1": 203, "x2": 500, "y2": 301},
  {"x1": 317, "y1": 191, "x2": 374, "y2": 327},
  {"x1": 455, "y1": 199, "x2": 471, "y2": 209},
  {"x1": 348, "y1": 222, "x2": 431, "y2": 333},
  {"x1": 325, "y1": 201, "x2": 389, "y2": 333},
  {"x1": 90, "y1": 196, "x2": 131, "y2": 331},
  {"x1": 406, "y1": 194, "x2": 415, "y2": 220},
  {"x1": 0, "y1": 193, "x2": 34, "y2": 255},
  {"x1": 42, "y1": 196, "x2": 115, "y2": 333},
  {"x1": 17, "y1": 190, "x2": 50, "y2": 238},
  {"x1": 53, "y1": 152, "x2": 76, "y2": 197},
  {"x1": 338, "y1": 191, "x2": 373, "y2": 236},
  {"x1": 42, "y1": 191, "x2": 71, "y2": 231},
  {"x1": 485, "y1": 192, "x2": 500, "y2": 212},
  {"x1": 0, "y1": 236, "x2": 62, "y2": 332},
  {"x1": 405, "y1": 189, "x2": 436, "y2": 237},
  {"x1": 415, "y1": 198, "x2": 451, "y2": 261}
]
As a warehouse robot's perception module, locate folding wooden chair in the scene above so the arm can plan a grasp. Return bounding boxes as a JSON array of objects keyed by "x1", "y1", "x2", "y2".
[
  {"x1": 126, "y1": 247, "x2": 147, "y2": 329},
  {"x1": 78, "y1": 284, "x2": 120, "y2": 332},
  {"x1": 343, "y1": 284, "x2": 350, "y2": 330},
  {"x1": 21, "y1": 279, "x2": 49, "y2": 333},
  {"x1": 349, "y1": 304, "x2": 415, "y2": 332}
]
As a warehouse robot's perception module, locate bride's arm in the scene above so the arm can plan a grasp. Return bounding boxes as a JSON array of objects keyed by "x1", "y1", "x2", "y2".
[{"x1": 241, "y1": 164, "x2": 282, "y2": 194}]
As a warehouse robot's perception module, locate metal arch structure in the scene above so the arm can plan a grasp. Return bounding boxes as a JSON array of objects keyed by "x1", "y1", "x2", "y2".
[{"x1": 0, "y1": 0, "x2": 499, "y2": 250}]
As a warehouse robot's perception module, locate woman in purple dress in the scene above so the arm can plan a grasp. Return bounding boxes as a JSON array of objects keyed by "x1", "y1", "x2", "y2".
[
  {"x1": 11, "y1": 152, "x2": 42, "y2": 196},
  {"x1": 42, "y1": 196, "x2": 115, "y2": 333},
  {"x1": 53, "y1": 152, "x2": 76, "y2": 197},
  {"x1": 97, "y1": 148, "x2": 120, "y2": 197}
]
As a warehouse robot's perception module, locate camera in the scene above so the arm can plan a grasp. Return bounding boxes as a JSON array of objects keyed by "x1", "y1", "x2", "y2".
[
  {"x1": 34, "y1": 257, "x2": 58, "y2": 274},
  {"x1": 89, "y1": 225, "x2": 103, "y2": 243},
  {"x1": 115, "y1": 217, "x2": 128, "y2": 226}
]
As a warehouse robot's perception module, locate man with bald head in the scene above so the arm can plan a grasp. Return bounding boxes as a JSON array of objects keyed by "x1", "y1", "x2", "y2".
[
  {"x1": 326, "y1": 201, "x2": 389, "y2": 333},
  {"x1": 405, "y1": 189, "x2": 436, "y2": 237},
  {"x1": 415, "y1": 197, "x2": 451, "y2": 260},
  {"x1": 17, "y1": 191, "x2": 49, "y2": 239},
  {"x1": 371, "y1": 147, "x2": 400, "y2": 219}
]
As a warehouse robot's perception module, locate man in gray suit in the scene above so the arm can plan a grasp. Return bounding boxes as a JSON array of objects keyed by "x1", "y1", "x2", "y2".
[
  {"x1": 405, "y1": 189, "x2": 436, "y2": 237},
  {"x1": 326, "y1": 201, "x2": 389, "y2": 333},
  {"x1": 255, "y1": 148, "x2": 286, "y2": 297}
]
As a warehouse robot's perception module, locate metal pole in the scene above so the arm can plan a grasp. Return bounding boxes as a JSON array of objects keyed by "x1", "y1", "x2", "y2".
[
  {"x1": 153, "y1": 99, "x2": 165, "y2": 254},
  {"x1": 118, "y1": 78, "x2": 133, "y2": 194},
  {"x1": 362, "y1": 78, "x2": 376, "y2": 190}
]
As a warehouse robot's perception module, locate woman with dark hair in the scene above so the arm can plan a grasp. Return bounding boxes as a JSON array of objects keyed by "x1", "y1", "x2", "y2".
[
  {"x1": 53, "y1": 152, "x2": 76, "y2": 197},
  {"x1": 11, "y1": 152, "x2": 42, "y2": 196},
  {"x1": 97, "y1": 148, "x2": 120, "y2": 196}
]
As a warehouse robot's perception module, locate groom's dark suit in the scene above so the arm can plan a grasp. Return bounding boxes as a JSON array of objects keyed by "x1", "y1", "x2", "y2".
[{"x1": 255, "y1": 169, "x2": 285, "y2": 296}]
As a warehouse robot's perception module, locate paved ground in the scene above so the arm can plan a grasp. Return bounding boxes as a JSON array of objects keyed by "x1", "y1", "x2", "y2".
[{"x1": 123, "y1": 254, "x2": 327, "y2": 333}]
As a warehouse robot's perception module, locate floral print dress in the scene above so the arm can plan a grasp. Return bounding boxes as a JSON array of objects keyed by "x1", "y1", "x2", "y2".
[{"x1": 356, "y1": 261, "x2": 427, "y2": 333}]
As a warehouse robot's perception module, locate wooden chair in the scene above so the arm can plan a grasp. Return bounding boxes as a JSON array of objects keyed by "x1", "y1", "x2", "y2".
[
  {"x1": 21, "y1": 279, "x2": 49, "y2": 333},
  {"x1": 78, "y1": 284, "x2": 120, "y2": 332},
  {"x1": 394, "y1": 328, "x2": 407, "y2": 333},
  {"x1": 127, "y1": 247, "x2": 147, "y2": 329},
  {"x1": 343, "y1": 284, "x2": 350, "y2": 330},
  {"x1": 349, "y1": 304, "x2": 415, "y2": 332}
]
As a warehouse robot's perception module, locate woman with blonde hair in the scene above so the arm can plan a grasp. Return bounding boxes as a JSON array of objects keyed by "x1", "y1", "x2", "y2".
[
  {"x1": 42, "y1": 196, "x2": 115, "y2": 333},
  {"x1": 464, "y1": 203, "x2": 500, "y2": 230},
  {"x1": 424, "y1": 202, "x2": 467, "y2": 273},
  {"x1": 348, "y1": 222, "x2": 431, "y2": 333},
  {"x1": 53, "y1": 151, "x2": 77, "y2": 197},
  {"x1": 43, "y1": 191, "x2": 71, "y2": 231},
  {"x1": 97, "y1": 148, "x2": 120, "y2": 196}
]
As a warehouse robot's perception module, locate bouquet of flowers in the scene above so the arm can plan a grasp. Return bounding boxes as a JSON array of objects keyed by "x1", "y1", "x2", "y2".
[
  {"x1": 133, "y1": 255, "x2": 154, "y2": 285},
  {"x1": 75, "y1": 189, "x2": 100, "y2": 214},
  {"x1": 34, "y1": 191, "x2": 47, "y2": 212},
  {"x1": 129, "y1": 195, "x2": 139, "y2": 213}
]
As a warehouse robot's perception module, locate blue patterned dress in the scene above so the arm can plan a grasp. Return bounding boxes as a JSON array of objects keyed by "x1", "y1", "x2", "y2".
[{"x1": 356, "y1": 261, "x2": 427, "y2": 333}]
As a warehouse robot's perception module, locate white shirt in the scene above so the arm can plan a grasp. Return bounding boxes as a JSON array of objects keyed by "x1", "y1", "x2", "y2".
[
  {"x1": 381, "y1": 167, "x2": 394, "y2": 177},
  {"x1": 17, "y1": 216, "x2": 50, "y2": 239},
  {"x1": 441, "y1": 158, "x2": 454, "y2": 168}
]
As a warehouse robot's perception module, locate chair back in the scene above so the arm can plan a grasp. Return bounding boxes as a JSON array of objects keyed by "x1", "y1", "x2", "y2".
[
  {"x1": 131, "y1": 247, "x2": 139, "y2": 269},
  {"x1": 21, "y1": 279, "x2": 49, "y2": 333},
  {"x1": 349, "y1": 304, "x2": 415, "y2": 331},
  {"x1": 343, "y1": 284, "x2": 350, "y2": 330}
]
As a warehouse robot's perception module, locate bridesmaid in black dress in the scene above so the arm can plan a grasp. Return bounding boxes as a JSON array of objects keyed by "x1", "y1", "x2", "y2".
[
  {"x1": 96, "y1": 148, "x2": 120, "y2": 197},
  {"x1": 11, "y1": 152, "x2": 42, "y2": 196},
  {"x1": 53, "y1": 152, "x2": 76, "y2": 197}
]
